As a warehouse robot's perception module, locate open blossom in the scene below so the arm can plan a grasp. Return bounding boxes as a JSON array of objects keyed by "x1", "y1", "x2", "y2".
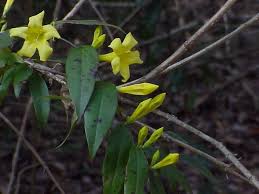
[
  {"x1": 99, "y1": 32, "x2": 143, "y2": 82},
  {"x1": 9, "y1": 11, "x2": 60, "y2": 61}
]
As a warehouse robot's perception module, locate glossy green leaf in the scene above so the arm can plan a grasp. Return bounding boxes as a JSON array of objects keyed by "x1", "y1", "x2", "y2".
[
  {"x1": 0, "y1": 66, "x2": 16, "y2": 103},
  {"x1": 84, "y1": 81, "x2": 117, "y2": 158},
  {"x1": 0, "y1": 48, "x2": 22, "y2": 68},
  {"x1": 13, "y1": 64, "x2": 32, "y2": 97},
  {"x1": 66, "y1": 45, "x2": 98, "y2": 119},
  {"x1": 29, "y1": 74, "x2": 50, "y2": 128},
  {"x1": 0, "y1": 32, "x2": 12, "y2": 49},
  {"x1": 103, "y1": 125, "x2": 133, "y2": 194},
  {"x1": 124, "y1": 146, "x2": 148, "y2": 194},
  {"x1": 149, "y1": 172, "x2": 166, "y2": 194}
]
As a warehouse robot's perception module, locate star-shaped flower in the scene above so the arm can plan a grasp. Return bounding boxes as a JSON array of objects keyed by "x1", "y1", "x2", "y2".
[
  {"x1": 9, "y1": 11, "x2": 60, "y2": 61},
  {"x1": 99, "y1": 32, "x2": 143, "y2": 82}
]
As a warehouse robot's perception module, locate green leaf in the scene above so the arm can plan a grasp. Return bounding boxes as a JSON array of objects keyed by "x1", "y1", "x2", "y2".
[
  {"x1": 84, "y1": 81, "x2": 117, "y2": 158},
  {"x1": 13, "y1": 64, "x2": 32, "y2": 97},
  {"x1": 0, "y1": 32, "x2": 12, "y2": 49},
  {"x1": 0, "y1": 66, "x2": 16, "y2": 103},
  {"x1": 103, "y1": 125, "x2": 133, "y2": 194},
  {"x1": 149, "y1": 172, "x2": 166, "y2": 194},
  {"x1": 0, "y1": 48, "x2": 22, "y2": 68},
  {"x1": 66, "y1": 45, "x2": 98, "y2": 119},
  {"x1": 161, "y1": 166, "x2": 192, "y2": 194},
  {"x1": 55, "y1": 20, "x2": 125, "y2": 33},
  {"x1": 124, "y1": 146, "x2": 148, "y2": 194},
  {"x1": 29, "y1": 74, "x2": 50, "y2": 128}
]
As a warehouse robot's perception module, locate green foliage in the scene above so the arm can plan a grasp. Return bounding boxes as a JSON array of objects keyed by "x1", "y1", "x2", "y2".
[
  {"x1": 84, "y1": 81, "x2": 118, "y2": 158},
  {"x1": 66, "y1": 45, "x2": 98, "y2": 119},
  {"x1": 124, "y1": 146, "x2": 149, "y2": 194},
  {"x1": 103, "y1": 125, "x2": 133, "y2": 194},
  {"x1": 0, "y1": 32, "x2": 12, "y2": 49},
  {"x1": 0, "y1": 66, "x2": 16, "y2": 103},
  {"x1": 29, "y1": 73, "x2": 50, "y2": 128},
  {"x1": 13, "y1": 64, "x2": 32, "y2": 97},
  {"x1": 149, "y1": 172, "x2": 166, "y2": 194},
  {"x1": 0, "y1": 49, "x2": 22, "y2": 69}
]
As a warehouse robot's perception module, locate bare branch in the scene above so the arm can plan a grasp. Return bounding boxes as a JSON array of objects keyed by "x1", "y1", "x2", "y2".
[
  {"x1": 122, "y1": 0, "x2": 239, "y2": 86},
  {"x1": 0, "y1": 112, "x2": 66, "y2": 194},
  {"x1": 63, "y1": 0, "x2": 87, "y2": 21}
]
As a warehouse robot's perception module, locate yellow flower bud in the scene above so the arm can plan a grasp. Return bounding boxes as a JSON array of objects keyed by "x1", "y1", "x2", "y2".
[
  {"x1": 117, "y1": 83, "x2": 159, "y2": 95},
  {"x1": 2, "y1": 0, "x2": 14, "y2": 17},
  {"x1": 126, "y1": 98, "x2": 151, "y2": 123},
  {"x1": 148, "y1": 93, "x2": 166, "y2": 112},
  {"x1": 137, "y1": 126, "x2": 148, "y2": 146},
  {"x1": 126, "y1": 93, "x2": 166, "y2": 123},
  {"x1": 142, "y1": 127, "x2": 163, "y2": 148},
  {"x1": 91, "y1": 26, "x2": 106, "y2": 48},
  {"x1": 151, "y1": 153, "x2": 179, "y2": 169},
  {"x1": 150, "y1": 150, "x2": 160, "y2": 166}
]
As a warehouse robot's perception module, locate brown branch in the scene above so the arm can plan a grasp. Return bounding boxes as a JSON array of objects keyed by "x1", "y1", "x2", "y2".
[
  {"x1": 134, "y1": 120, "x2": 251, "y2": 185},
  {"x1": 0, "y1": 112, "x2": 66, "y2": 194},
  {"x1": 88, "y1": 0, "x2": 114, "y2": 40},
  {"x1": 62, "y1": 0, "x2": 87, "y2": 21},
  {"x1": 6, "y1": 98, "x2": 32, "y2": 194},
  {"x1": 122, "y1": 0, "x2": 239, "y2": 86},
  {"x1": 153, "y1": 110, "x2": 259, "y2": 190}
]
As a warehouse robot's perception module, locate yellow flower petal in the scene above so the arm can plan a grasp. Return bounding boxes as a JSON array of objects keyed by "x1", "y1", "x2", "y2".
[
  {"x1": 28, "y1": 11, "x2": 45, "y2": 27},
  {"x1": 142, "y1": 127, "x2": 163, "y2": 148},
  {"x1": 109, "y1": 38, "x2": 122, "y2": 51},
  {"x1": 122, "y1": 32, "x2": 138, "y2": 50},
  {"x1": 9, "y1": 27, "x2": 28, "y2": 39},
  {"x1": 3, "y1": 0, "x2": 14, "y2": 16},
  {"x1": 152, "y1": 153, "x2": 179, "y2": 169},
  {"x1": 121, "y1": 51, "x2": 143, "y2": 66},
  {"x1": 120, "y1": 63, "x2": 130, "y2": 82},
  {"x1": 43, "y1": 24, "x2": 61, "y2": 40},
  {"x1": 17, "y1": 40, "x2": 37, "y2": 58},
  {"x1": 117, "y1": 83, "x2": 159, "y2": 95},
  {"x1": 148, "y1": 93, "x2": 166, "y2": 112},
  {"x1": 111, "y1": 57, "x2": 120, "y2": 74},
  {"x1": 151, "y1": 150, "x2": 160, "y2": 166},
  {"x1": 37, "y1": 40, "x2": 53, "y2": 61},
  {"x1": 127, "y1": 98, "x2": 152, "y2": 123},
  {"x1": 137, "y1": 126, "x2": 148, "y2": 146},
  {"x1": 99, "y1": 52, "x2": 117, "y2": 62}
]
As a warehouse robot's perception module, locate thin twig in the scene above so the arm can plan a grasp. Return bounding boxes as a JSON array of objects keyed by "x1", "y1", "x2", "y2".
[
  {"x1": 88, "y1": 0, "x2": 114, "y2": 40},
  {"x1": 93, "y1": 1, "x2": 136, "y2": 8},
  {"x1": 0, "y1": 112, "x2": 66, "y2": 194},
  {"x1": 138, "y1": 21, "x2": 198, "y2": 47},
  {"x1": 53, "y1": 0, "x2": 62, "y2": 21},
  {"x1": 134, "y1": 120, "x2": 251, "y2": 185},
  {"x1": 6, "y1": 98, "x2": 32, "y2": 194},
  {"x1": 62, "y1": 0, "x2": 87, "y2": 21},
  {"x1": 122, "y1": 0, "x2": 239, "y2": 86},
  {"x1": 153, "y1": 110, "x2": 259, "y2": 190}
]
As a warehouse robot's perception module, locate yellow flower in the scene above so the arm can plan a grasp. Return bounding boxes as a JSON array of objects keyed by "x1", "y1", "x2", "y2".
[
  {"x1": 117, "y1": 83, "x2": 158, "y2": 95},
  {"x1": 2, "y1": 0, "x2": 14, "y2": 17},
  {"x1": 9, "y1": 11, "x2": 60, "y2": 61},
  {"x1": 142, "y1": 127, "x2": 163, "y2": 148},
  {"x1": 150, "y1": 150, "x2": 160, "y2": 166},
  {"x1": 99, "y1": 32, "x2": 143, "y2": 82},
  {"x1": 137, "y1": 126, "x2": 148, "y2": 146},
  {"x1": 151, "y1": 153, "x2": 179, "y2": 169},
  {"x1": 126, "y1": 93, "x2": 166, "y2": 123},
  {"x1": 91, "y1": 26, "x2": 106, "y2": 48}
]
